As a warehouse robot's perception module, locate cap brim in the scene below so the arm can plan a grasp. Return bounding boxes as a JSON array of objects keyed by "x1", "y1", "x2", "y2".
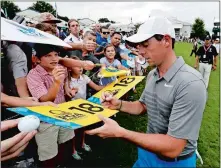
[
  {"x1": 42, "y1": 19, "x2": 61, "y2": 23},
  {"x1": 125, "y1": 34, "x2": 153, "y2": 44}
]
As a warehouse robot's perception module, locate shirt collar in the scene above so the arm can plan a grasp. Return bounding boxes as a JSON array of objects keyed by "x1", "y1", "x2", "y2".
[
  {"x1": 35, "y1": 65, "x2": 50, "y2": 76},
  {"x1": 69, "y1": 33, "x2": 81, "y2": 42},
  {"x1": 153, "y1": 56, "x2": 185, "y2": 83},
  {"x1": 71, "y1": 75, "x2": 83, "y2": 82}
]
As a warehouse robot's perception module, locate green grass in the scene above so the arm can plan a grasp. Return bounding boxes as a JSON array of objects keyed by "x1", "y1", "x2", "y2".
[
  {"x1": 175, "y1": 42, "x2": 220, "y2": 168},
  {"x1": 72, "y1": 42, "x2": 220, "y2": 167}
]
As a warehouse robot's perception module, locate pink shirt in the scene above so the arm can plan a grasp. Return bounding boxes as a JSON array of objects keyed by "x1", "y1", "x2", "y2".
[{"x1": 27, "y1": 64, "x2": 67, "y2": 104}]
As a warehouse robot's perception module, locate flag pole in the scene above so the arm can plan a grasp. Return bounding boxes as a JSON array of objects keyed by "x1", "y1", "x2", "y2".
[{"x1": 55, "y1": 2, "x2": 58, "y2": 18}]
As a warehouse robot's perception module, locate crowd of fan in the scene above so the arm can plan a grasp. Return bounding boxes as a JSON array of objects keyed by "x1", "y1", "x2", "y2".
[{"x1": 1, "y1": 12, "x2": 147, "y2": 168}]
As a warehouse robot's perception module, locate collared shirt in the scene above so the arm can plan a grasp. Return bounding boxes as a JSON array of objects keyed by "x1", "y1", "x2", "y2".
[
  {"x1": 27, "y1": 64, "x2": 67, "y2": 104},
  {"x1": 64, "y1": 33, "x2": 83, "y2": 43},
  {"x1": 196, "y1": 45, "x2": 218, "y2": 64},
  {"x1": 6, "y1": 44, "x2": 28, "y2": 79},
  {"x1": 2, "y1": 44, "x2": 28, "y2": 96},
  {"x1": 96, "y1": 36, "x2": 108, "y2": 45},
  {"x1": 69, "y1": 74, "x2": 91, "y2": 100},
  {"x1": 139, "y1": 56, "x2": 206, "y2": 156},
  {"x1": 96, "y1": 32, "x2": 101, "y2": 44}
]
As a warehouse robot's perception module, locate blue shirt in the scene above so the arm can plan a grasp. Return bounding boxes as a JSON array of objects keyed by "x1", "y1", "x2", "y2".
[
  {"x1": 96, "y1": 36, "x2": 107, "y2": 45},
  {"x1": 96, "y1": 32, "x2": 101, "y2": 44},
  {"x1": 107, "y1": 36, "x2": 111, "y2": 43}
]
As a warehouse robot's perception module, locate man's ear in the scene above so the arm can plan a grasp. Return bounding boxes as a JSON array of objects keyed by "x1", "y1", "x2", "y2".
[{"x1": 163, "y1": 35, "x2": 171, "y2": 48}]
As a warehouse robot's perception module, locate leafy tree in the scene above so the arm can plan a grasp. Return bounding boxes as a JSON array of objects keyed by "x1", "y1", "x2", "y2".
[
  {"x1": 134, "y1": 22, "x2": 143, "y2": 32},
  {"x1": 98, "y1": 18, "x2": 110, "y2": 23},
  {"x1": 57, "y1": 15, "x2": 69, "y2": 22},
  {"x1": 28, "y1": 1, "x2": 69, "y2": 22},
  {"x1": 1, "y1": 1, "x2": 21, "y2": 19},
  {"x1": 28, "y1": 1, "x2": 56, "y2": 16},
  {"x1": 192, "y1": 18, "x2": 206, "y2": 40}
]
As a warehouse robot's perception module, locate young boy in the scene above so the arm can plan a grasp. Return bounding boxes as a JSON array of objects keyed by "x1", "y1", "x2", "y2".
[{"x1": 27, "y1": 43, "x2": 74, "y2": 167}]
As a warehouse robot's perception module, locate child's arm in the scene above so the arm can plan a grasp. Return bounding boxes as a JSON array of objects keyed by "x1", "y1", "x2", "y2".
[
  {"x1": 117, "y1": 63, "x2": 128, "y2": 70},
  {"x1": 1, "y1": 92, "x2": 56, "y2": 107},
  {"x1": 88, "y1": 81, "x2": 105, "y2": 91},
  {"x1": 39, "y1": 67, "x2": 65, "y2": 102}
]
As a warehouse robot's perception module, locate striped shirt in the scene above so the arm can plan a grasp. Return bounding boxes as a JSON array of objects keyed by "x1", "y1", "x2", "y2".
[
  {"x1": 139, "y1": 57, "x2": 206, "y2": 156},
  {"x1": 27, "y1": 64, "x2": 67, "y2": 104}
]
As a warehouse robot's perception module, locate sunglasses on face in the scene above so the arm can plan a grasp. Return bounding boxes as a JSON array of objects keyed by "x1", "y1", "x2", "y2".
[{"x1": 102, "y1": 32, "x2": 110, "y2": 35}]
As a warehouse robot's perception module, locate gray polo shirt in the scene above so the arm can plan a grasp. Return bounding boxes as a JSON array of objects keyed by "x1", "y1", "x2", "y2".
[{"x1": 139, "y1": 56, "x2": 207, "y2": 156}]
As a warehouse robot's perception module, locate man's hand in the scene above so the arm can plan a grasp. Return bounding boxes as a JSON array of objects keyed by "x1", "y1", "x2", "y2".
[
  {"x1": 100, "y1": 92, "x2": 121, "y2": 110},
  {"x1": 1, "y1": 120, "x2": 37, "y2": 161},
  {"x1": 52, "y1": 66, "x2": 66, "y2": 84},
  {"x1": 86, "y1": 115, "x2": 124, "y2": 138},
  {"x1": 212, "y1": 65, "x2": 217, "y2": 71},
  {"x1": 194, "y1": 64, "x2": 198, "y2": 69},
  {"x1": 83, "y1": 41, "x2": 97, "y2": 52},
  {"x1": 82, "y1": 60, "x2": 95, "y2": 70}
]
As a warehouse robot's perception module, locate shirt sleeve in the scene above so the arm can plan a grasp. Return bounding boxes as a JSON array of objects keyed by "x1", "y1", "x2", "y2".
[
  {"x1": 196, "y1": 47, "x2": 203, "y2": 56},
  {"x1": 213, "y1": 46, "x2": 218, "y2": 56},
  {"x1": 83, "y1": 75, "x2": 91, "y2": 84},
  {"x1": 114, "y1": 59, "x2": 121, "y2": 67},
  {"x1": 100, "y1": 57, "x2": 105, "y2": 64},
  {"x1": 64, "y1": 36, "x2": 71, "y2": 43},
  {"x1": 27, "y1": 71, "x2": 48, "y2": 99},
  {"x1": 167, "y1": 80, "x2": 207, "y2": 141},
  {"x1": 6, "y1": 44, "x2": 28, "y2": 79}
]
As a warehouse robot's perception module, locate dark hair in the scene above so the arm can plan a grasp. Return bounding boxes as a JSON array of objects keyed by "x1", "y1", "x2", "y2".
[
  {"x1": 104, "y1": 44, "x2": 116, "y2": 54},
  {"x1": 68, "y1": 19, "x2": 79, "y2": 28},
  {"x1": 35, "y1": 23, "x2": 57, "y2": 35},
  {"x1": 100, "y1": 26, "x2": 109, "y2": 33},
  {"x1": 153, "y1": 34, "x2": 175, "y2": 49},
  {"x1": 70, "y1": 55, "x2": 80, "y2": 60},
  {"x1": 34, "y1": 44, "x2": 60, "y2": 58},
  {"x1": 111, "y1": 32, "x2": 122, "y2": 38}
]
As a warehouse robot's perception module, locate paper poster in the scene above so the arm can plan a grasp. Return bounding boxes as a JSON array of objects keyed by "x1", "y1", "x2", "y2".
[
  {"x1": 8, "y1": 99, "x2": 118, "y2": 129},
  {"x1": 88, "y1": 76, "x2": 145, "y2": 104}
]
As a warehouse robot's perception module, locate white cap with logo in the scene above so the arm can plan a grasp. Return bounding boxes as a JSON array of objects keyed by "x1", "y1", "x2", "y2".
[{"x1": 126, "y1": 16, "x2": 175, "y2": 43}]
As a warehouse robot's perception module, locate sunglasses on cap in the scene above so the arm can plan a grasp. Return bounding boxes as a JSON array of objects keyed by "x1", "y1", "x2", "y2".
[{"x1": 102, "y1": 32, "x2": 110, "y2": 35}]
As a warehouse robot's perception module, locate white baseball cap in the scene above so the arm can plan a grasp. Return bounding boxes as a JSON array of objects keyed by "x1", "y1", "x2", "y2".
[{"x1": 126, "y1": 16, "x2": 175, "y2": 43}]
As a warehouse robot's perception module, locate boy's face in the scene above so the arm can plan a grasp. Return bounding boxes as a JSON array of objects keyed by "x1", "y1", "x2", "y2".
[
  {"x1": 111, "y1": 34, "x2": 121, "y2": 47},
  {"x1": 105, "y1": 46, "x2": 116, "y2": 59},
  {"x1": 39, "y1": 51, "x2": 59, "y2": 71},
  {"x1": 83, "y1": 34, "x2": 96, "y2": 51}
]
